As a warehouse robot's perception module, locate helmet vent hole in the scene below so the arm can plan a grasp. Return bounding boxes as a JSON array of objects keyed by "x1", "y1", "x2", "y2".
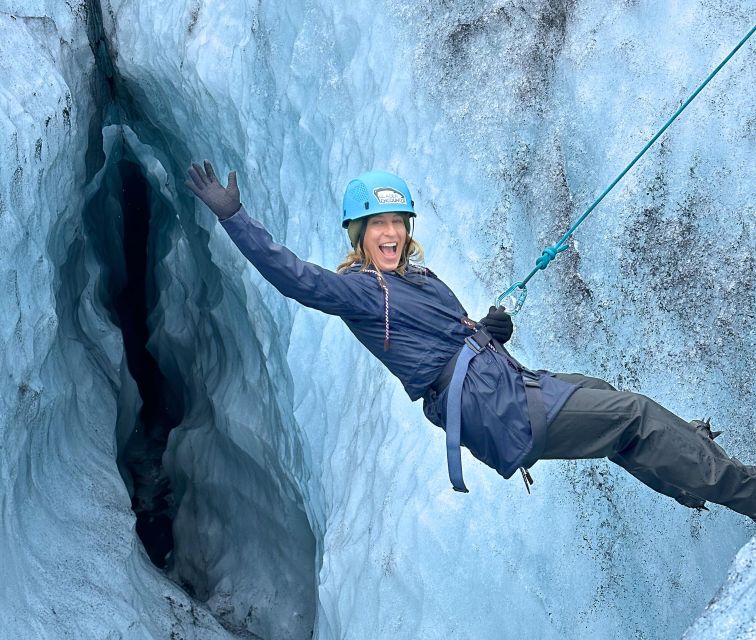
[{"x1": 347, "y1": 182, "x2": 370, "y2": 204}]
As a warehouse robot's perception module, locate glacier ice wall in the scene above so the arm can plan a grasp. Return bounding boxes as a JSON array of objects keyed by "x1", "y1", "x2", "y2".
[
  {"x1": 0, "y1": 0, "x2": 754, "y2": 639},
  {"x1": 0, "y1": 4, "x2": 233, "y2": 639},
  {"x1": 684, "y1": 537, "x2": 756, "y2": 639}
]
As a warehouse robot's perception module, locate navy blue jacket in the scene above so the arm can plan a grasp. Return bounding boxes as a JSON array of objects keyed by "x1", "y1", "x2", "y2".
[{"x1": 220, "y1": 206, "x2": 576, "y2": 479}]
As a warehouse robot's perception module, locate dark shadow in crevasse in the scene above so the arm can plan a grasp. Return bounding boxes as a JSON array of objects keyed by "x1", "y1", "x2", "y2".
[
  {"x1": 115, "y1": 159, "x2": 183, "y2": 568},
  {"x1": 84, "y1": 154, "x2": 184, "y2": 569}
]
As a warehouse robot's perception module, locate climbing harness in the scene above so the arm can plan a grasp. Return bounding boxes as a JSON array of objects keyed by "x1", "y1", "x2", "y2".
[
  {"x1": 444, "y1": 329, "x2": 493, "y2": 492},
  {"x1": 496, "y1": 25, "x2": 755, "y2": 315},
  {"x1": 440, "y1": 326, "x2": 548, "y2": 493}
]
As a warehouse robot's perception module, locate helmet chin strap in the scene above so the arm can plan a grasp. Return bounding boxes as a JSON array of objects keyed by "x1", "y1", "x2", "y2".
[{"x1": 403, "y1": 217, "x2": 415, "y2": 263}]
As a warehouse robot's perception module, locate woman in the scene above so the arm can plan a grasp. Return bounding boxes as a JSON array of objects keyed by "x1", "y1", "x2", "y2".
[{"x1": 186, "y1": 161, "x2": 756, "y2": 520}]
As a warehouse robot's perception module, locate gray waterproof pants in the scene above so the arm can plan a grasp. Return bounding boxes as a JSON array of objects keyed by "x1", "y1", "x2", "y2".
[{"x1": 544, "y1": 373, "x2": 756, "y2": 519}]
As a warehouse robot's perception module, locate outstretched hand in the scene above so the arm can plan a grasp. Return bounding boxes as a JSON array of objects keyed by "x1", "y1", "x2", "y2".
[{"x1": 185, "y1": 160, "x2": 241, "y2": 220}]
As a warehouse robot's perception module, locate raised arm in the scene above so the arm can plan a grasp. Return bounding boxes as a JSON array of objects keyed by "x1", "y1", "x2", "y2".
[{"x1": 186, "y1": 161, "x2": 378, "y2": 318}]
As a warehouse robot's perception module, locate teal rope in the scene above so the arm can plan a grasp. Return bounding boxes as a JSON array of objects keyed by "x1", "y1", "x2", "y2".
[{"x1": 497, "y1": 24, "x2": 755, "y2": 312}]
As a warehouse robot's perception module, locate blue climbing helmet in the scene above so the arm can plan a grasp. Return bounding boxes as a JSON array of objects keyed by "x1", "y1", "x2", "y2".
[{"x1": 342, "y1": 170, "x2": 416, "y2": 229}]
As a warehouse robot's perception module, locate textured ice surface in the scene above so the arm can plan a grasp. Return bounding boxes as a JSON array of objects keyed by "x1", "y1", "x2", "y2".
[
  {"x1": 0, "y1": 4, "x2": 235, "y2": 639},
  {"x1": 0, "y1": 0, "x2": 754, "y2": 639},
  {"x1": 684, "y1": 537, "x2": 756, "y2": 639}
]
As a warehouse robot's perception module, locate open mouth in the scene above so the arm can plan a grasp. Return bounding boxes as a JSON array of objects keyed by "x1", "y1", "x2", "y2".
[{"x1": 379, "y1": 242, "x2": 398, "y2": 258}]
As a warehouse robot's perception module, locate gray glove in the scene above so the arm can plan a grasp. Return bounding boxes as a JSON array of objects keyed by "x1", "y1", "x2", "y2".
[{"x1": 185, "y1": 160, "x2": 241, "y2": 220}]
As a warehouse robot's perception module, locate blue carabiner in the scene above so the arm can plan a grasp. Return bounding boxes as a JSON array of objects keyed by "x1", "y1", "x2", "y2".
[{"x1": 495, "y1": 282, "x2": 528, "y2": 316}]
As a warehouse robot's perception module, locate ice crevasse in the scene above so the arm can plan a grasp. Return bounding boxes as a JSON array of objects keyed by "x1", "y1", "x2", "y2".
[{"x1": 0, "y1": 0, "x2": 754, "y2": 638}]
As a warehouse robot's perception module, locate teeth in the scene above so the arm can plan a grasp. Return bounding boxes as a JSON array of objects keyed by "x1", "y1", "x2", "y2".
[{"x1": 380, "y1": 243, "x2": 397, "y2": 249}]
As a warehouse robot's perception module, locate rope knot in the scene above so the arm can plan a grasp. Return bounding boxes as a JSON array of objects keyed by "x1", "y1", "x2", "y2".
[{"x1": 535, "y1": 244, "x2": 566, "y2": 270}]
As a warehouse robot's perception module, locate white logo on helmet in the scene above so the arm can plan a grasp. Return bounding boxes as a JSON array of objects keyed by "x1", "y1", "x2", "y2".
[{"x1": 374, "y1": 187, "x2": 406, "y2": 205}]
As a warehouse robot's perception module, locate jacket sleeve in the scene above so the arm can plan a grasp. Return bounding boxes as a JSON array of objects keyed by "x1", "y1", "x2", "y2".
[{"x1": 219, "y1": 205, "x2": 377, "y2": 319}]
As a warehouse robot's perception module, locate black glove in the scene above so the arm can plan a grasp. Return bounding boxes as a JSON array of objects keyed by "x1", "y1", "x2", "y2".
[
  {"x1": 479, "y1": 305, "x2": 513, "y2": 344},
  {"x1": 185, "y1": 160, "x2": 241, "y2": 220}
]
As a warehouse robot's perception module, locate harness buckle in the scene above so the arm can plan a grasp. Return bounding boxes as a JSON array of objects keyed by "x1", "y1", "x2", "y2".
[{"x1": 464, "y1": 329, "x2": 491, "y2": 354}]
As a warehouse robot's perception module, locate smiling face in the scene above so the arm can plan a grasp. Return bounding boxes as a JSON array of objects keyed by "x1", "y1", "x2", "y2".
[{"x1": 362, "y1": 213, "x2": 408, "y2": 272}]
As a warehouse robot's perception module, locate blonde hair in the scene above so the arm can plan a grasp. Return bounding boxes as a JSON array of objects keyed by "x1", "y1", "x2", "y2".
[{"x1": 337, "y1": 218, "x2": 425, "y2": 275}]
